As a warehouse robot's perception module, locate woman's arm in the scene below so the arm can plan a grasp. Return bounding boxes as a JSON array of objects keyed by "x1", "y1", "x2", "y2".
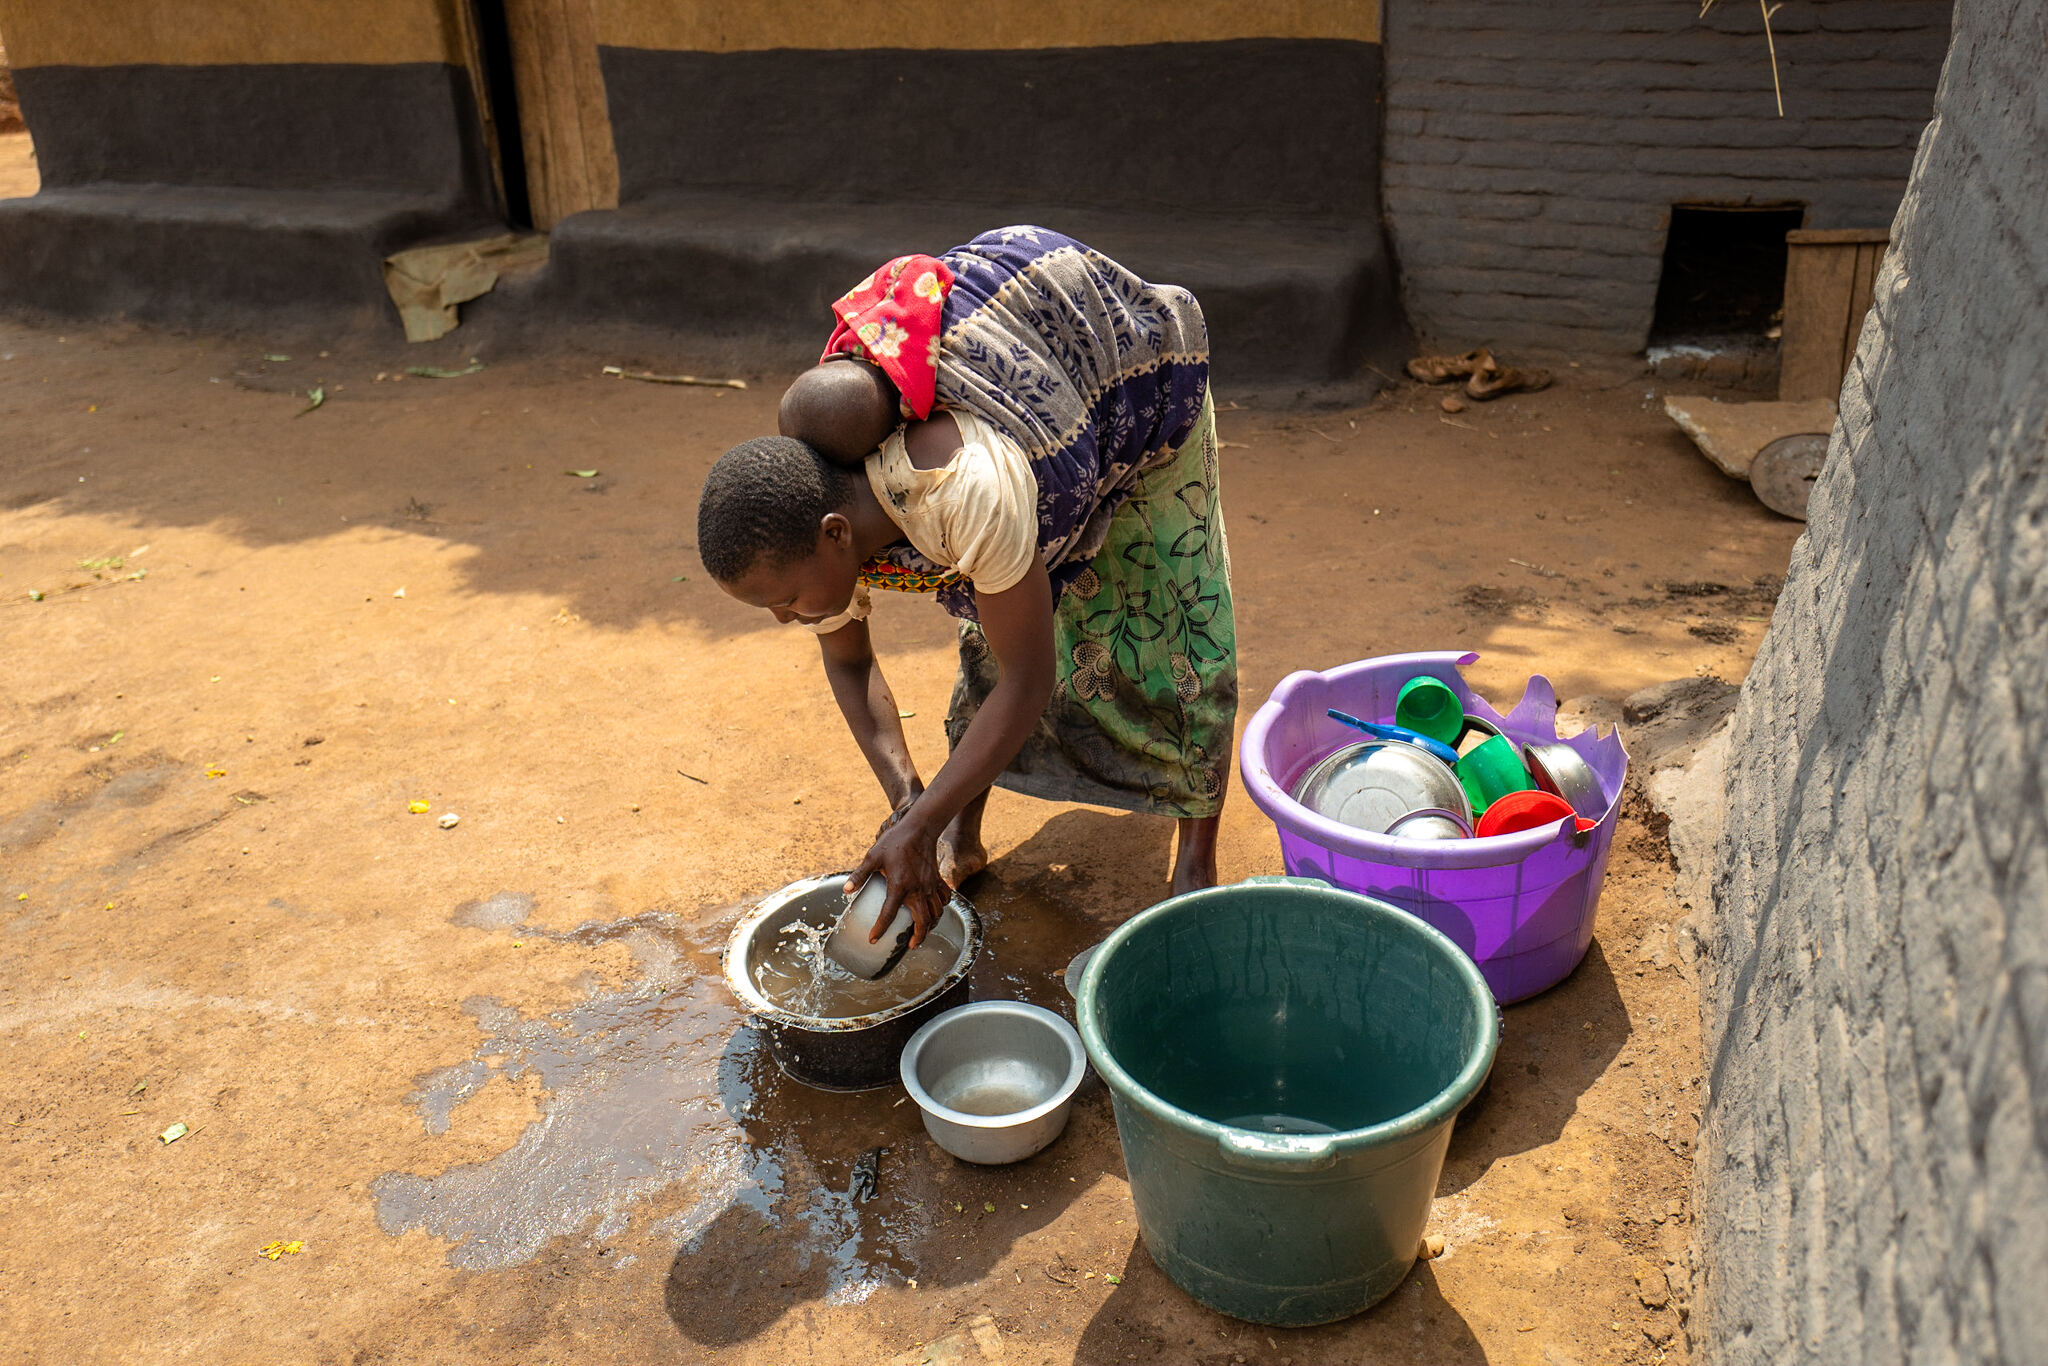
[
  {"x1": 817, "y1": 618, "x2": 923, "y2": 811},
  {"x1": 846, "y1": 554, "x2": 1056, "y2": 939}
]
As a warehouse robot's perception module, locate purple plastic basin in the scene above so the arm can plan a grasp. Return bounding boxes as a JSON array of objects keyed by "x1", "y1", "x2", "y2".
[{"x1": 1240, "y1": 651, "x2": 1629, "y2": 1003}]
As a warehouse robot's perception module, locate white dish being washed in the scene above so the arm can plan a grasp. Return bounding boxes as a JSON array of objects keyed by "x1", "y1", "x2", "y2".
[
  {"x1": 900, "y1": 1001, "x2": 1088, "y2": 1164},
  {"x1": 824, "y1": 874, "x2": 917, "y2": 980}
]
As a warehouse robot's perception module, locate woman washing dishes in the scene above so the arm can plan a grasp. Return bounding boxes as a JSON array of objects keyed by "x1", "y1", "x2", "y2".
[{"x1": 696, "y1": 227, "x2": 1236, "y2": 943}]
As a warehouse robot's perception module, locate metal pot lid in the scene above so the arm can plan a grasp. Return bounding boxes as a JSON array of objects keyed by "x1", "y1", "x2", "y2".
[
  {"x1": 1750, "y1": 432, "x2": 1828, "y2": 520},
  {"x1": 1291, "y1": 740, "x2": 1471, "y2": 833}
]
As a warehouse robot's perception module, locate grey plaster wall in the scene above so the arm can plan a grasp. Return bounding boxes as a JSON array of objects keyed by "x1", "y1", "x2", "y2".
[
  {"x1": 1698, "y1": 1, "x2": 2048, "y2": 1361},
  {"x1": 1381, "y1": 0, "x2": 1950, "y2": 357}
]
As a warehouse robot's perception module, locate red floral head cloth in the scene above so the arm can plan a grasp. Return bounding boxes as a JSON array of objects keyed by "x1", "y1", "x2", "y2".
[{"x1": 820, "y1": 254, "x2": 956, "y2": 420}]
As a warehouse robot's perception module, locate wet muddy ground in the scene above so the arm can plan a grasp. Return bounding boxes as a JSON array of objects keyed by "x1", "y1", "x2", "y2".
[{"x1": 0, "y1": 317, "x2": 1797, "y2": 1364}]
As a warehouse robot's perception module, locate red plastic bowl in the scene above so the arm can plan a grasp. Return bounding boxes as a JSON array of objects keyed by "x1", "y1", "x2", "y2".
[{"x1": 1476, "y1": 789, "x2": 1594, "y2": 838}]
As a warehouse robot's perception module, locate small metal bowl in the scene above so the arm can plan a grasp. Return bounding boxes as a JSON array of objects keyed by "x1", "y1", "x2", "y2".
[
  {"x1": 1386, "y1": 806, "x2": 1475, "y2": 841},
  {"x1": 901, "y1": 1001, "x2": 1087, "y2": 1165},
  {"x1": 1291, "y1": 740, "x2": 1471, "y2": 834},
  {"x1": 1523, "y1": 740, "x2": 1606, "y2": 817}
]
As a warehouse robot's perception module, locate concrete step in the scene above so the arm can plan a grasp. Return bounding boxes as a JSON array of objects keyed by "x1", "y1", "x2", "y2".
[
  {"x1": 536, "y1": 195, "x2": 1401, "y2": 383},
  {"x1": 0, "y1": 184, "x2": 491, "y2": 329}
]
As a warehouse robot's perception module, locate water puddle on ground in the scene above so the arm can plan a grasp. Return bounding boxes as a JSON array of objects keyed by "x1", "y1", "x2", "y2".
[{"x1": 372, "y1": 871, "x2": 1113, "y2": 1319}]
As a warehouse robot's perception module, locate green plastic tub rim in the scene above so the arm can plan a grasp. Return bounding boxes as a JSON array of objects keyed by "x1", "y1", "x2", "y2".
[{"x1": 1075, "y1": 876, "x2": 1501, "y2": 1174}]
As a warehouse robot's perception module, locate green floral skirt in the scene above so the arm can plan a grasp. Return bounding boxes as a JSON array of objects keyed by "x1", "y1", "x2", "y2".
[{"x1": 945, "y1": 398, "x2": 1236, "y2": 817}]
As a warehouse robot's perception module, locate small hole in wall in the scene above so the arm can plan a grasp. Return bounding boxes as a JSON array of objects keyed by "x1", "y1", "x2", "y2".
[{"x1": 1650, "y1": 203, "x2": 1807, "y2": 344}]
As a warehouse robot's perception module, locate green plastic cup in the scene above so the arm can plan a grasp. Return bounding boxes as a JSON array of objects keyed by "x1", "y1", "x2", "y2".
[
  {"x1": 1455, "y1": 733, "x2": 1535, "y2": 814},
  {"x1": 1394, "y1": 676, "x2": 1463, "y2": 746}
]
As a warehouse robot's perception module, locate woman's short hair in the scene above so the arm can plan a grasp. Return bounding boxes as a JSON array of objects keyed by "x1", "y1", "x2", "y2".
[{"x1": 697, "y1": 436, "x2": 859, "y2": 582}]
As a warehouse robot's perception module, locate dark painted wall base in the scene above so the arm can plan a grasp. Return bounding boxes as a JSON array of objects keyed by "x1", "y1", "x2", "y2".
[
  {"x1": 13, "y1": 63, "x2": 497, "y2": 200},
  {"x1": 599, "y1": 40, "x2": 1384, "y2": 220}
]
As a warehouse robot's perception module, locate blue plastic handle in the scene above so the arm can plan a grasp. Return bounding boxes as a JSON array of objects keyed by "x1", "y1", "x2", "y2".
[{"x1": 1325, "y1": 710, "x2": 1461, "y2": 766}]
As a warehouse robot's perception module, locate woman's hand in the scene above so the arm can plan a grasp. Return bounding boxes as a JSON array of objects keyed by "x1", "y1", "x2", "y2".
[{"x1": 845, "y1": 811, "x2": 949, "y2": 948}]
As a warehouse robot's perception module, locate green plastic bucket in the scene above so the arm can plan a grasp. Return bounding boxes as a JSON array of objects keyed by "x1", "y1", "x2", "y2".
[{"x1": 1077, "y1": 877, "x2": 1499, "y2": 1326}]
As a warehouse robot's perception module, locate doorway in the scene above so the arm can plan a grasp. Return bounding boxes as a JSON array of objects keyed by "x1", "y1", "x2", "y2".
[
  {"x1": 1649, "y1": 203, "x2": 1807, "y2": 344},
  {"x1": 457, "y1": 0, "x2": 619, "y2": 232}
]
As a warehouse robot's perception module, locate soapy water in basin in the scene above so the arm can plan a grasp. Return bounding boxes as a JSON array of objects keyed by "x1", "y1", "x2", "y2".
[
  {"x1": 942, "y1": 1081, "x2": 1051, "y2": 1116},
  {"x1": 930, "y1": 1055, "x2": 1062, "y2": 1117},
  {"x1": 751, "y1": 911, "x2": 964, "y2": 1019}
]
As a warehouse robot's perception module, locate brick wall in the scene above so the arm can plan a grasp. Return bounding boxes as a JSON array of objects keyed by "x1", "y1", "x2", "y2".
[
  {"x1": 1381, "y1": 0, "x2": 1950, "y2": 357},
  {"x1": 1698, "y1": 1, "x2": 2048, "y2": 1361}
]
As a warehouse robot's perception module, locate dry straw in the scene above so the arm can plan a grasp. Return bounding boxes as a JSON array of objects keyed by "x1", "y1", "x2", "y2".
[{"x1": 1700, "y1": 0, "x2": 1788, "y2": 117}]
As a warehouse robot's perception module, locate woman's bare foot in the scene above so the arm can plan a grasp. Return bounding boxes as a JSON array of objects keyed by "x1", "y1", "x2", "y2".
[
  {"x1": 936, "y1": 789, "x2": 991, "y2": 887},
  {"x1": 1170, "y1": 815, "x2": 1221, "y2": 895}
]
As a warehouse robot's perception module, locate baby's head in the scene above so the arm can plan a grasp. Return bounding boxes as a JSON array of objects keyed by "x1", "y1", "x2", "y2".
[
  {"x1": 697, "y1": 436, "x2": 865, "y2": 626},
  {"x1": 779, "y1": 358, "x2": 898, "y2": 466}
]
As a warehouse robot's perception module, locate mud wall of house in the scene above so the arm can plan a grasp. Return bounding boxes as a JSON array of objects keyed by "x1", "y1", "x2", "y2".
[
  {"x1": 0, "y1": 0, "x2": 492, "y2": 200},
  {"x1": 1380, "y1": 0, "x2": 1950, "y2": 357},
  {"x1": 1699, "y1": 1, "x2": 2048, "y2": 1361},
  {"x1": 587, "y1": 0, "x2": 1385, "y2": 221}
]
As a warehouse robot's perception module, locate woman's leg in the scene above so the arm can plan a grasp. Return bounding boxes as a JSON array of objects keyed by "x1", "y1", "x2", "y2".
[
  {"x1": 944, "y1": 396, "x2": 1235, "y2": 898},
  {"x1": 1171, "y1": 814, "x2": 1221, "y2": 894},
  {"x1": 937, "y1": 788, "x2": 991, "y2": 886}
]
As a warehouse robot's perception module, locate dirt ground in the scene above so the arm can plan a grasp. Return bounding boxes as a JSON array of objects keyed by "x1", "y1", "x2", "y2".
[{"x1": 0, "y1": 307, "x2": 1799, "y2": 1366}]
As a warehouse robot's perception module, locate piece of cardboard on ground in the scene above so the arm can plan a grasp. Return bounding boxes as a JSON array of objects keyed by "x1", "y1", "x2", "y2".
[
  {"x1": 1662, "y1": 394, "x2": 1837, "y2": 478},
  {"x1": 382, "y1": 232, "x2": 550, "y2": 343}
]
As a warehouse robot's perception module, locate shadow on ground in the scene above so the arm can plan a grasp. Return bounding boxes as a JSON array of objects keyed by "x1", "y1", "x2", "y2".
[
  {"x1": 1074, "y1": 1237, "x2": 1484, "y2": 1365},
  {"x1": 0, "y1": 323, "x2": 802, "y2": 639},
  {"x1": 1437, "y1": 939, "x2": 1629, "y2": 1194}
]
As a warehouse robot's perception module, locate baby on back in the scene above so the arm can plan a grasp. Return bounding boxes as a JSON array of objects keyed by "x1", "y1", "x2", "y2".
[{"x1": 779, "y1": 358, "x2": 900, "y2": 468}]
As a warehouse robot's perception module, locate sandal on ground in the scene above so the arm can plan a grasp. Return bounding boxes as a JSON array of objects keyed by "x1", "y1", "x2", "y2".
[
  {"x1": 1405, "y1": 348, "x2": 1492, "y2": 384},
  {"x1": 1465, "y1": 357, "x2": 1552, "y2": 400}
]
